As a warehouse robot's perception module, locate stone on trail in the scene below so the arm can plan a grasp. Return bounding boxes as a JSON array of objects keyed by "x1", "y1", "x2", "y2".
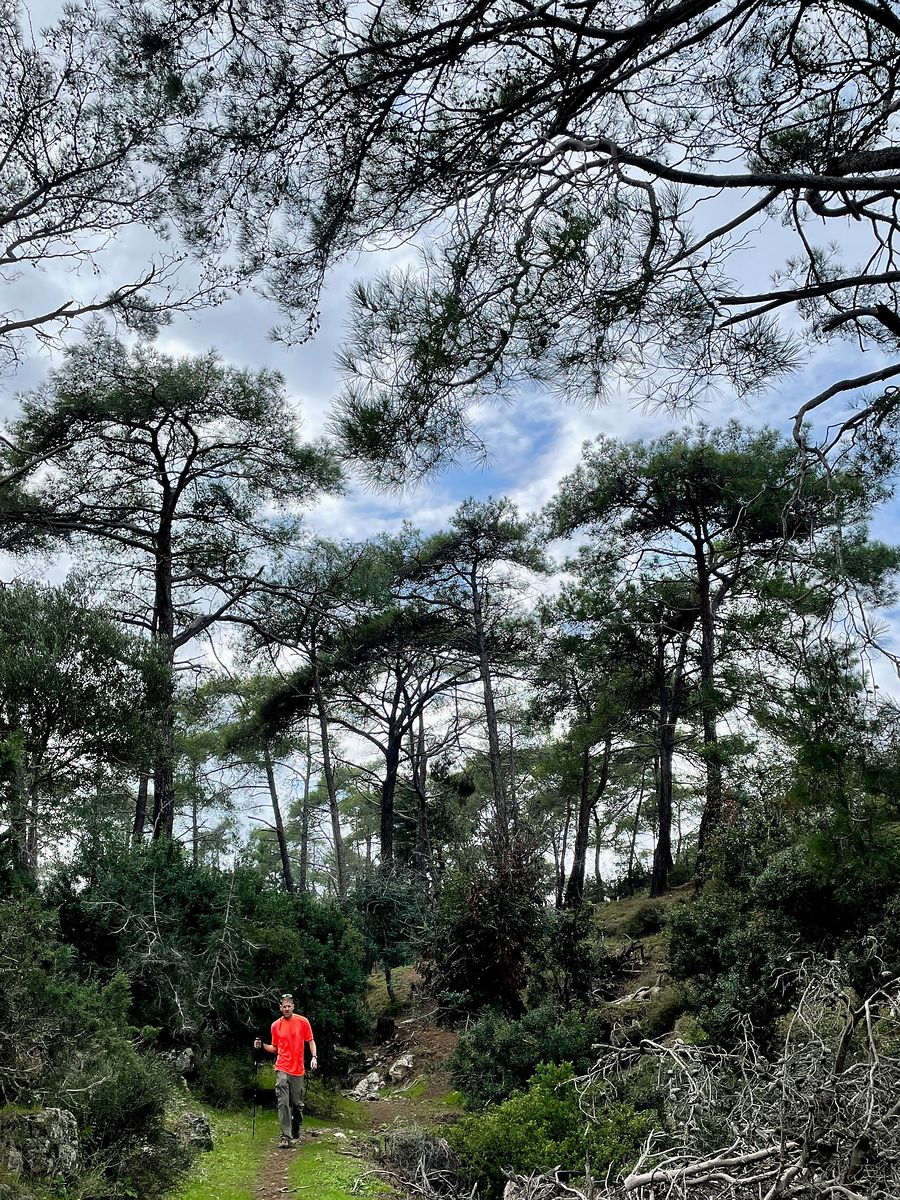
[
  {"x1": 388, "y1": 1053, "x2": 414, "y2": 1083},
  {"x1": 348, "y1": 1069, "x2": 383, "y2": 1101},
  {"x1": 173, "y1": 1110, "x2": 214, "y2": 1153}
]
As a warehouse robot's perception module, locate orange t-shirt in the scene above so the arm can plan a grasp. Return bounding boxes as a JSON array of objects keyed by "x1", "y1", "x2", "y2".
[{"x1": 271, "y1": 1014, "x2": 313, "y2": 1076}]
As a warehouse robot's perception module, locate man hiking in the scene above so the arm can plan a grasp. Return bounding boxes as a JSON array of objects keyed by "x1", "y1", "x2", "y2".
[{"x1": 254, "y1": 993, "x2": 318, "y2": 1148}]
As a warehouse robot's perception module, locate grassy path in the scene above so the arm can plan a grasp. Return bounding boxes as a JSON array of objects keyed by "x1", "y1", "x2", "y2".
[
  {"x1": 168, "y1": 1108, "x2": 279, "y2": 1200},
  {"x1": 168, "y1": 1099, "x2": 395, "y2": 1200}
]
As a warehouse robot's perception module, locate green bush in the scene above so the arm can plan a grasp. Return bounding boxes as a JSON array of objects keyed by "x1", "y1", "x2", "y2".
[
  {"x1": 529, "y1": 907, "x2": 607, "y2": 1011},
  {"x1": 667, "y1": 827, "x2": 900, "y2": 1046},
  {"x1": 667, "y1": 888, "x2": 798, "y2": 1045},
  {"x1": 0, "y1": 898, "x2": 186, "y2": 1199},
  {"x1": 445, "y1": 1063, "x2": 654, "y2": 1200},
  {"x1": 620, "y1": 899, "x2": 666, "y2": 938},
  {"x1": 642, "y1": 986, "x2": 689, "y2": 1038},
  {"x1": 50, "y1": 844, "x2": 370, "y2": 1073},
  {"x1": 63, "y1": 1046, "x2": 174, "y2": 1150},
  {"x1": 106, "y1": 1131, "x2": 192, "y2": 1200},
  {"x1": 195, "y1": 1051, "x2": 257, "y2": 1110},
  {"x1": 449, "y1": 1005, "x2": 605, "y2": 1109},
  {"x1": 238, "y1": 880, "x2": 370, "y2": 1069},
  {"x1": 418, "y1": 841, "x2": 545, "y2": 1016}
]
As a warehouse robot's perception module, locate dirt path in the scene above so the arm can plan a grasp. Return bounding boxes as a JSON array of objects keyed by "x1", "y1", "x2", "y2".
[{"x1": 251, "y1": 1138, "x2": 297, "y2": 1200}]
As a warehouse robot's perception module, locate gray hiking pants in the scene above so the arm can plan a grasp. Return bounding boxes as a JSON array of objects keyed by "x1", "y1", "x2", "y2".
[{"x1": 275, "y1": 1070, "x2": 307, "y2": 1138}]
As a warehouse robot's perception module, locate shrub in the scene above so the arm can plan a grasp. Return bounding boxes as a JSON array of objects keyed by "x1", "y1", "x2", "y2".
[
  {"x1": 50, "y1": 845, "x2": 371, "y2": 1074},
  {"x1": 667, "y1": 888, "x2": 798, "y2": 1045},
  {"x1": 108, "y1": 1131, "x2": 192, "y2": 1199},
  {"x1": 346, "y1": 867, "x2": 428, "y2": 978},
  {"x1": 530, "y1": 908, "x2": 606, "y2": 1011},
  {"x1": 62, "y1": 1046, "x2": 174, "y2": 1151},
  {"x1": 642, "y1": 986, "x2": 689, "y2": 1038},
  {"x1": 449, "y1": 1005, "x2": 605, "y2": 1109},
  {"x1": 238, "y1": 880, "x2": 370, "y2": 1068},
  {"x1": 445, "y1": 1063, "x2": 654, "y2": 1200},
  {"x1": 195, "y1": 1051, "x2": 256, "y2": 1110},
  {"x1": 0, "y1": 898, "x2": 186, "y2": 1198},
  {"x1": 667, "y1": 829, "x2": 900, "y2": 1046},
  {"x1": 620, "y1": 899, "x2": 665, "y2": 938},
  {"x1": 419, "y1": 841, "x2": 544, "y2": 1016}
]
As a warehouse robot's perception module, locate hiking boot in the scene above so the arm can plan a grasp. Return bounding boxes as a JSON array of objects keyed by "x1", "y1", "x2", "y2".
[
  {"x1": 278, "y1": 1135, "x2": 292, "y2": 1149},
  {"x1": 291, "y1": 1114, "x2": 302, "y2": 1139}
]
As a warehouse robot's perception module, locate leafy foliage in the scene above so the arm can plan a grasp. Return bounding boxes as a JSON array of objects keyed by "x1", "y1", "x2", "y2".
[
  {"x1": 449, "y1": 1005, "x2": 606, "y2": 1109},
  {"x1": 0, "y1": 897, "x2": 185, "y2": 1197},
  {"x1": 419, "y1": 840, "x2": 545, "y2": 1015},
  {"x1": 48, "y1": 842, "x2": 369, "y2": 1065},
  {"x1": 445, "y1": 1063, "x2": 654, "y2": 1200}
]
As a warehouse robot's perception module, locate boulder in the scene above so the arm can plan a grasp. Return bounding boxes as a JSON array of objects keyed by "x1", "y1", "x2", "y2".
[
  {"x1": 172, "y1": 1110, "x2": 213, "y2": 1154},
  {"x1": 348, "y1": 1070, "x2": 383, "y2": 1101},
  {"x1": 388, "y1": 1053, "x2": 414, "y2": 1083},
  {"x1": 0, "y1": 1107, "x2": 80, "y2": 1179}
]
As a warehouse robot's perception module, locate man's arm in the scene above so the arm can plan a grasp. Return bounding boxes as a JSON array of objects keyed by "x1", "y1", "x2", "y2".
[
  {"x1": 254, "y1": 1027, "x2": 278, "y2": 1055},
  {"x1": 308, "y1": 1024, "x2": 318, "y2": 1071}
]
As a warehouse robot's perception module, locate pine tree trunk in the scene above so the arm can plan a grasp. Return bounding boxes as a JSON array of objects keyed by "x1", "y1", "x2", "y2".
[
  {"x1": 565, "y1": 736, "x2": 612, "y2": 909},
  {"x1": 298, "y1": 735, "x2": 312, "y2": 893},
  {"x1": 471, "y1": 568, "x2": 509, "y2": 848},
  {"x1": 380, "y1": 728, "x2": 402, "y2": 872},
  {"x1": 412, "y1": 715, "x2": 431, "y2": 880},
  {"x1": 151, "y1": 534, "x2": 177, "y2": 840},
  {"x1": 132, "y1": 772, "x2": 149, "y2": 843},
  {"x1": 650, "y1": 626, "x2": 689, "y2": 897},
  {"x1": 314, "y1": 674, "x2": 347, "y2": 896},
  {"x1": 695, "y1": 546, "x2": 723, "y2": 854},
  {"x1": 263, "y1": 744, "x2": 295, "y2": 892}
]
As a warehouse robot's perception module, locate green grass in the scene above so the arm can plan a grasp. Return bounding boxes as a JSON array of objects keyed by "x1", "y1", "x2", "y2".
[
  {"x1": 306, "y1": 1082, "x2": 373, "y2": 1128},
  {"x1": 400, "y1": 1077, "x2": 428, "y2": 1100},
  {"x1": 367, "y1": 965, "x2": 418, "y2": 1018},
  {"x1": 168, "y1": 1107, "x2": 278, "y2": 1200},
  {"x1": 289, "y1": 1137, "x2": 396, "y2": 1199}
]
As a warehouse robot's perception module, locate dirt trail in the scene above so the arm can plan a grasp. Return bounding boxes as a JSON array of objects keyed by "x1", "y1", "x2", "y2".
[{"x1": 251, "y1": 1139, "x2": 296, "y2": 1200}]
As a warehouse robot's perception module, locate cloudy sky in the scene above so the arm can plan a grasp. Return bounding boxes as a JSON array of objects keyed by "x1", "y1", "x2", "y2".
[{"x1": 4, "y1": 0, "x2": 900, "y2": 696}]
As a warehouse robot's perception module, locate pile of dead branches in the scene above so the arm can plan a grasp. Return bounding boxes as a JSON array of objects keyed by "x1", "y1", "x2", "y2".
[
  {"x1": 580, "y1": 952, "x2": 900, "y2": 1199},
  {"x1": 377, "y1": 1120, "x2": 474, "y2": 1198}
]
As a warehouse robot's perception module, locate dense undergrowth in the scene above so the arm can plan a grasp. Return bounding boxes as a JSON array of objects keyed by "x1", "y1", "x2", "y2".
[{"x1": 4, "y1": 751, "x2": 900, "y2": 1200}]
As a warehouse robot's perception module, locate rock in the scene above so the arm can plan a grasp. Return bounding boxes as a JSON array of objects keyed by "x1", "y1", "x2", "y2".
[
  {"x1": 388, "y1": 1053, "x2": 414, "y2": 1083},
  {"x1": 0, "y1": 1107, "x2": 80, "y2": 1179},
  {"x1": 167, "y1": 1046, "x2": 196, "y2": 1076},
  {"x1": 348, "y1": 1069, "x2": 383, "y2": 1101},
  {"x1": 172, "y1": 1110, "x2": 213, "y2": 1154}
]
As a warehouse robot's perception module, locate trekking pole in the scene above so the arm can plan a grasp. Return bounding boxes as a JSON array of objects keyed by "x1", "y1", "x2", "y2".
[{"x1": 252, "y1": 1042, "x2": 261, "y2": 1139}]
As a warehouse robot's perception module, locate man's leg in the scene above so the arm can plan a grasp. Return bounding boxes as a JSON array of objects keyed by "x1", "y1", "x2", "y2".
[
  {"x1": 274, "y1": 1071, "x2": 293, "y2": 1145},
  {"x1": 288, "y1": 1073, "x2": 307, "y2": 1139}
]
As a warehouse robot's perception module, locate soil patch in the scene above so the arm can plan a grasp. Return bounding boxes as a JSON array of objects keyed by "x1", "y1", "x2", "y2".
[{"x1": 251, "y1": 1136, "x2": 298, "y2": 1200}]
